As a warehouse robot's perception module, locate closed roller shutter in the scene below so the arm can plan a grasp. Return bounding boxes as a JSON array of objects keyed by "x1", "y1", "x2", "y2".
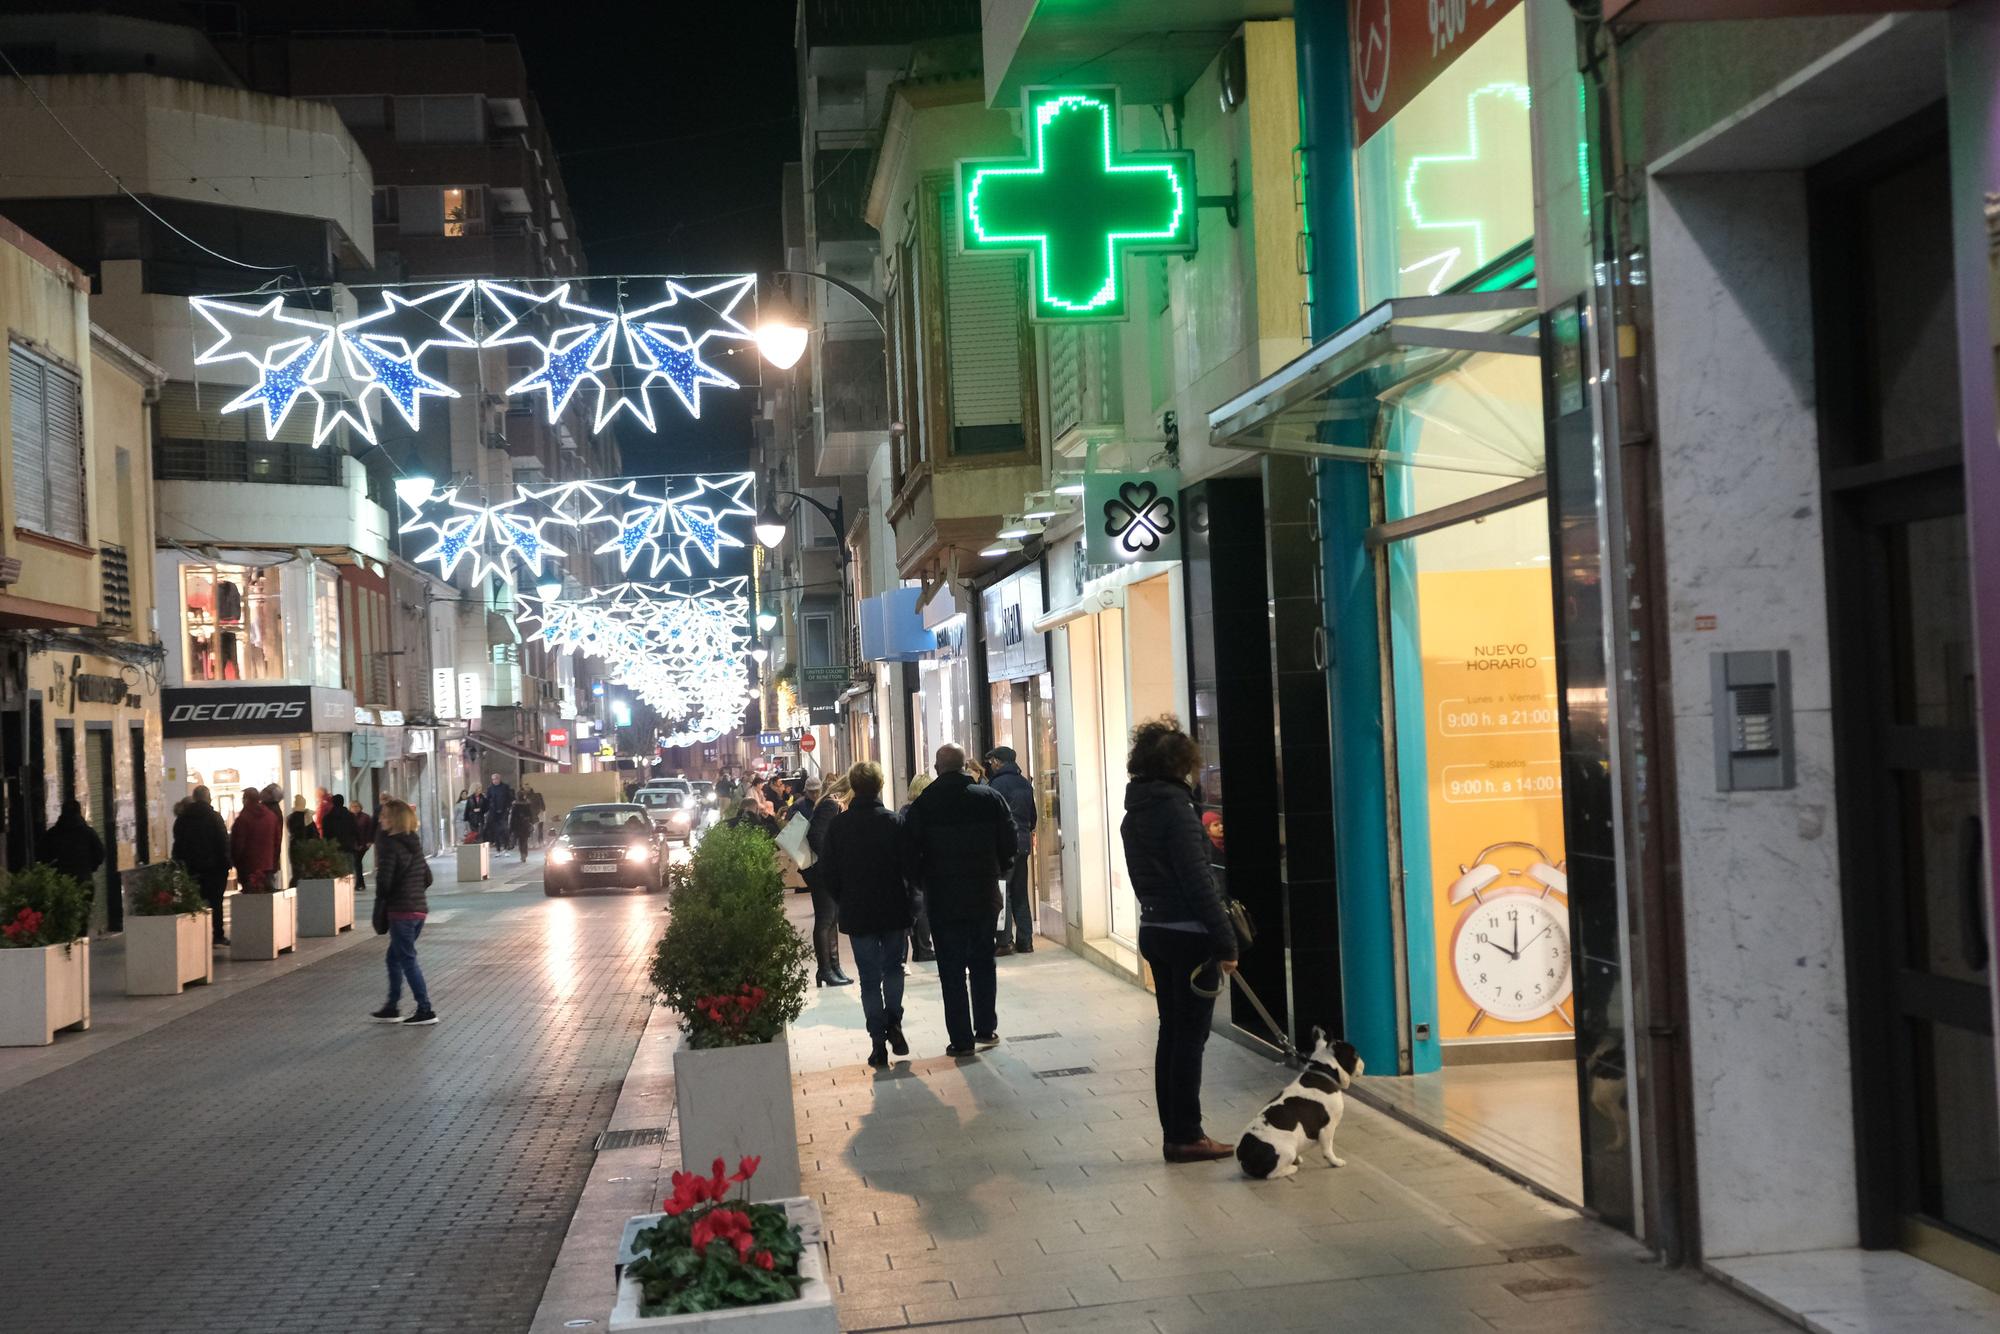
[
  {"x1": 938, "y1": 191, "x2": 1027, "y2": 456},
  {"x1": 10, "y1": 344, "x2": 49, "y2": 534}
]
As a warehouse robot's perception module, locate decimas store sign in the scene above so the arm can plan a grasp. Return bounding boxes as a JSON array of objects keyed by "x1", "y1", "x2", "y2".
[{"x1": 1350, "y1": 0, "x2": 1522, "y2": 144}]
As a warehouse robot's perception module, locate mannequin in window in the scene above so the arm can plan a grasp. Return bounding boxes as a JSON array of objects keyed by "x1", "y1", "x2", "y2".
[{"x1": 217, "y1": 578, "x2": 242, "y2": 624}]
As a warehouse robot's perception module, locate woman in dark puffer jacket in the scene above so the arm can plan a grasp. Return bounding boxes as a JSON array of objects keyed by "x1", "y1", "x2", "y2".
[
  {"x1": 1120, "y1": 717, "x2": 1239, "y2": 1164},
  {"x1": 369, "y1": 798, "x2": 437, "y2": 1027}
]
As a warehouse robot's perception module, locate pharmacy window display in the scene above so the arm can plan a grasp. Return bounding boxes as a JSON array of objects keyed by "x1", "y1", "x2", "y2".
[{"x1": 182, "y1": 565, "x2": 285, "y2": 683}]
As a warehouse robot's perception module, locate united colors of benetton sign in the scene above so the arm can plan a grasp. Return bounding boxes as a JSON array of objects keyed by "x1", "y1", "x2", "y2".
[{"x1": 958, "y1": 87, "x2": 1196, "y2": 322}]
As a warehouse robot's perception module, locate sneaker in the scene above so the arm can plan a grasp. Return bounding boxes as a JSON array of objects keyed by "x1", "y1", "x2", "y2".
[
  {"x1": 944, "y1": 1043, "x2": 978, "y2": 1059},
  {"x1": 867, "y1": 1041, "x2": 888, "y2": 1069},
  {"x1": 370, "y1": 1005, "x2": 401, "y2": 1023},
  {"x1": 403, "y1": 1008, "x2": 439, "y2": 1026},
  {"x1": 975, "y1": 1032, "x2": 1000, "y2": 1050}
]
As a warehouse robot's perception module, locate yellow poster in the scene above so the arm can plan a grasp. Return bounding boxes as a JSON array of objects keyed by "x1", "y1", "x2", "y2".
[{"x1": 1416, "y1": 568, "x2": 1572, "y2": 1044}]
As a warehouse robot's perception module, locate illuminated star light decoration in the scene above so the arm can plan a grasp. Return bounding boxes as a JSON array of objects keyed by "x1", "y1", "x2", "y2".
[
  {"x1": 571, "y1": 473, "x2": 756, "y2": 579},
  {"x1": 396, "y1": 480, "x2": 574, "y2": 586},
  {"x1": 190, "y1": 276, "x2": 757, "y2": 443},
  {"x1": 519, "y1": 579, "x2": 754, "y2": 745},
  {"x1": 958, "y1": 86, "x2": 1196, "y2": 321}
]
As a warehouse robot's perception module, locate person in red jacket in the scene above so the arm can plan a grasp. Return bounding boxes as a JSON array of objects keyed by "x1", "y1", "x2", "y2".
[{"x1": 230, "y1": 787, "x2": 279, "y2": 893}]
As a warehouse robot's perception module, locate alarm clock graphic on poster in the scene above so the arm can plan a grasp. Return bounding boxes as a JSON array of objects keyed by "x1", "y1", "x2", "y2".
[{"x1": 1446, "y1": 841, "x2": 1572, "y2": 1034}]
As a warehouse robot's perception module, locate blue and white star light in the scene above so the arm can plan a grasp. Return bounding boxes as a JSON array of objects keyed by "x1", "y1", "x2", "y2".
[
  {"x1": 190, "y1": 276, "x2": 756, "y2": 443},
  {"x1": 569, "y1": 472, "x2": 755, "y2": 578}
]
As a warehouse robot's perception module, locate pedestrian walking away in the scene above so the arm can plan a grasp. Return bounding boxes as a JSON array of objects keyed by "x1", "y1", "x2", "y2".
[
  {"x1": 322, "y1": 794, "x2": 363, "y2": 891},
  {"x1": 352, "y1": 800, "x2": 376, "y2": 893},
  {"x1": 1121, "y1": 717, "x2": 1240, "y2": 1164},
  {"x1": 286, "y1": 795, "x2": 314, "y2": 886},
  {"x1": 38, "y1": 798, "x2": 104, "y2": 890},
  {"x1": 172, "y1": 784, "x2": 231, "y2": 943},
  {"x1": 259, "y1": 783, "x2": 286, "y2": 891},
  {"x1": 510, "y1": 797, "x2": 535, "y2": 860},
  {"x1": 230, "y1": 785, "x2": 280, "y2": 895},
  {"x1": 902, "y1": 743, "x2": 1019, "y2": 1057},
  {"x1": 369, "y1": 798, "x2": 437, "y2": 1026},
  {"x1": 484, "y1": 772, "x2": 515, "y2": 852},
  {"x1": 984, "y1": 746, "x2": 1038, "y2": 954},
  {"x1": 802, "y1": 774, "x2": 853, "y2": 986},
  {"x1": 820, "y1": 761, "x2": 913, "y2": 1067}
]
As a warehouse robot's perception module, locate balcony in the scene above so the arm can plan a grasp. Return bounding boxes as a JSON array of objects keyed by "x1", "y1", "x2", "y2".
[{"x1": 154, "y1": 451, "x2": 391, "y2": 563}]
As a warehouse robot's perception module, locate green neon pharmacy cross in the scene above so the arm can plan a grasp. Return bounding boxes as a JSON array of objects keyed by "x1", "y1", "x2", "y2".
[{"x1": 959, "y1": 87, "x2": 1197, "y2": 322}]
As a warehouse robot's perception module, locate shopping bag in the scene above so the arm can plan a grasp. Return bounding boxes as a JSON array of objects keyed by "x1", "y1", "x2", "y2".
[{"x1": 776, "y1": 811, "x2": 816, "y2": 870}]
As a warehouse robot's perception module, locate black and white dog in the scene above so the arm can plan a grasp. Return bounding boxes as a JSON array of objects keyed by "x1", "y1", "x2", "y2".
[{"x1": 1235, "y1": 1029, "x2": 1363, "y2": 1180}]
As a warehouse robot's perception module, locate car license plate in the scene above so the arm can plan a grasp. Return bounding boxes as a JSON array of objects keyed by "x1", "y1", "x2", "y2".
[{"x1": 582, "y1": 863, "x2": 619, "y2": 874}]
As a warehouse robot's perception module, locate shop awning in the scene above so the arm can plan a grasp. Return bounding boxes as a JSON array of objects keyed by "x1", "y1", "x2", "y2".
[
  {"x1": 466, "y1": 731, "x2": 558, "y2": 766},
  {"x1": 1034, "y1": 559, "x2": 1178, "y2": 633},
  {"x1": 1208, "y1": 291, "x2": 1542, "y2": 477}
]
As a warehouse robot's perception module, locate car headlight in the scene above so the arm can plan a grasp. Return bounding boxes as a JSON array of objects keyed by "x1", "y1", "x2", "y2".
[
  {"x1": 548, "y1": 845, "x2": 574, "y2": 866},
  {"x1": 625, "y1": 843, "x2": 653, "y2": 863}
]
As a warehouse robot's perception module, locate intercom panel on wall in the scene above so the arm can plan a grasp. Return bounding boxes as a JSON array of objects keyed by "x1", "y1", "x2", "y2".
[{"x1": 1710, "y1": 650, "x2": 1795, "y2": 792}]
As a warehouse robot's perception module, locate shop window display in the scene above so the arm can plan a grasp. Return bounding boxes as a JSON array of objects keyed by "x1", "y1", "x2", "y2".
[{"x1": 182, "y1": 564, "x2": 284, "y2": 682}]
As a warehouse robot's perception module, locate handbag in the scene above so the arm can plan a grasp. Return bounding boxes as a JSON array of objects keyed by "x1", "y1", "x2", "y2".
[
  {"x1": 371, "y1": 891, "x2": 390, "y2": 936},
  {"x1": 776, "y1": 811, "x2": 817, "y2": 870},
  {"x1": 1227, "y1": 898, "x2": 1256, "y2": 951}
]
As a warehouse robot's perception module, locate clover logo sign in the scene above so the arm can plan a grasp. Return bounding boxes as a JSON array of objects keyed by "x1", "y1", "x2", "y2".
[{"x1": 1103, "y1": 480, "x2": 1175, "y2": 556}]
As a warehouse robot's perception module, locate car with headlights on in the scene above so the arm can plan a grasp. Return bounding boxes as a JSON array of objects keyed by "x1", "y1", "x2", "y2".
[
  {"x1": 633, "y1": 785, "x2": 696, "y2": 844},
  {"x1": 543, "y1": 803, "x2": 665, "y2": 895}
]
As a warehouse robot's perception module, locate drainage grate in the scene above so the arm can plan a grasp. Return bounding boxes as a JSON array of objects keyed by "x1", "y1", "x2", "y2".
[
  {"x1": 1500, "y1": 1244, "x2": 1577, "y2": 1263},
  {"x1": 594, "y1": 1126, "x2": 671, "y2": 1152},
  {"x1": 1033, "y1": 1066, "x2": 1095, "y2": 1079},
  {"x1": 1010, "y1": 1032, "x2": 1060, "y2": 1042},
  {"x1": 1501, "y1": 1276, "x2": 1590, "y2": 1299}
]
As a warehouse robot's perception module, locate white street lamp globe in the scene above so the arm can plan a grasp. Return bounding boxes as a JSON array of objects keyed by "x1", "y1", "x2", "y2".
[{"x1": 755, "y1": 319, "x2": 809, "y2": 370}]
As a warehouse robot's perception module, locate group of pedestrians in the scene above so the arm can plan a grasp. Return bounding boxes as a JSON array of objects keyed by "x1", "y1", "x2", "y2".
[
  {"x1": 808, "y1": 719, "x2": 1241, "y2": 1165},
  {"x1": 454, "y1": 773, "x2": 543, "y2": 856},
  {"x1": 166, "y1": 784, "x2": 379, "y2": 945}
]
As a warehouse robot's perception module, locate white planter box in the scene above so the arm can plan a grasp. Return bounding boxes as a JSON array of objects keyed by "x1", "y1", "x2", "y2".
[
  {"x1": 297, "y1": 876, "x2": 355, "y2": 937},
  {"x1": 230, "y1": 889, "x2": 297, "y2": 960},
  {"x1": 673, "y1": 1033, "x2": 800, "y2": 1202},
  {"x1": 609, "y1": 1208, "x2": 834, "y2": 1333},
  {"x1": 125, "y1": 911, "x2": 212, "y2": 995},
  {"x1": 0, "y1": 938, "x2": 91, "y2": 1046},
  {"x1": 457, "y1": 842, "x2": 490, "y2": 882}
]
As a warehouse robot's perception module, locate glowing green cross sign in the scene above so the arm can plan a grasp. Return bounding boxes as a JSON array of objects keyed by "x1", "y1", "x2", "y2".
[{"x1": 958, "y1": 87, "x2": 1197, "y2": 322}]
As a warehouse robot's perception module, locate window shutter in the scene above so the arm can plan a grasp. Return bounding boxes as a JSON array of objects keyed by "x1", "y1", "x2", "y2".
[
  {"x1": 44, "y1": 359, "x2": 85, "y2": 543},
  {"x1": 9, "y1": 345, "x2": 49, "y2": 534},
  {"x1": 938, "y1": 192, "x2": 1027, "y2": 454}
]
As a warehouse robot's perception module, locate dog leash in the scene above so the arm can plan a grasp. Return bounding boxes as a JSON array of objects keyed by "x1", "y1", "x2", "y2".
[{"x1": 1191, "y1": 964, "x2": 1302, "y2": 1067}]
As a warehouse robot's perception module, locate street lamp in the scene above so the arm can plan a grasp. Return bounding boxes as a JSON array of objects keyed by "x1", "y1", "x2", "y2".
[
  {"x1": 755, "y1": 499, "x2": 789, "y2": 549},
  {"x1": 756, "y1": 608, "x2": 778, "y2": 633},
  {"x1": 535, "y1": 577, "x2": 562, "y2": 601},
  {"x1": 753, "y1": 270, "x2": 887, "y2": 370}
]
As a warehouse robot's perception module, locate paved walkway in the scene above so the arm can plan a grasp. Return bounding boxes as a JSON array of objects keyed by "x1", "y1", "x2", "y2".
[
  {"x1": 789, "y1": 924, "x2": 1793, "y2": 1334},
  {"x1": 0, "y1": 854, "x2": 663, "y2": 1334}
]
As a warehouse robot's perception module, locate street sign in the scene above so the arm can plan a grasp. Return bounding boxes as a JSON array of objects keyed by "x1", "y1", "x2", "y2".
[
  {"x1": 799, "y1": 734, "x2": 817, "y2": 753},
  {"x1": 758, "y1": 730, "x2": 783, "y2": 748}
]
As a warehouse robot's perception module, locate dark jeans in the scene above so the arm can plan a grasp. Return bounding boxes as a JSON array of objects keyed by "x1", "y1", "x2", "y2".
[
  {"x1": 933, "y1": 918, "x2": 998, "y2": 1049},
  {"x1": 386, "y1": 917, "x2": 430, "y2": 1009},
  {"x1": 1138, "y1": 925, "x2": 1218, "y2": 1145},
  {"x1": 847, "y1": 930, "x2": 907, "y2": 1041},
  {"x1": 199, "y1": 871, "x2": 227, "y2": 940},
  {"x1": 809, "y1": 883, "x2": 840, "y2": 977},
  {"x1": 1003, "y1": 862, "x2": 1033, "y2": 950},
  {"x1": 351, "y1": 850, "x2": 367, "y2": 894}
]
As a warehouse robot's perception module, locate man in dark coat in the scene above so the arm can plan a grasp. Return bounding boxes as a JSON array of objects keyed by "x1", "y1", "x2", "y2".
[
  {"x1": 172, "y1": 785, "x2": 231, "y2": 943},
  {"x1": 484, "y1": 773, "x2": 515, "y2": 852},
  {"x1": 821, "y1": 762, "x2": 910, "y2": 1067},
  {"x1": 983, "y1": 747, "x2": 1038, "y2": 955},
  {"x1": 901, "y1": 744, "x2": 1018, "y2": 1057},
  {"x1": 40, "y1": 799, "x2": 104, "y2": 892},
  {"x1": 322, "y1": 795, "x2": 362, "y2": 887}
]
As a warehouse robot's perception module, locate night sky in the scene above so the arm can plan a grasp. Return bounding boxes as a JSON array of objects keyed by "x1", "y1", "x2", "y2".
[{"x1": 243, "y1": 0, "x2": 801, "y2": 477}]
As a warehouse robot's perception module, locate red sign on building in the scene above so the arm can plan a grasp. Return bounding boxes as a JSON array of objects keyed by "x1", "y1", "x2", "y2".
[
  {"x1": 799, "y1": 734, "x2": 817, "y2": 754},
  {"x1": 1349, "y1": 0, "x2": 1523, "y2": 146},
  {"x1": 546, "y1": 728, "x2": 569, "y2": 746}
]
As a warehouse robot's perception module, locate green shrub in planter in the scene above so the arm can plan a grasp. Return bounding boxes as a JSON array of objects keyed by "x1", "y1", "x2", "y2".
[
  {"x1": 129, "y1": 863, "x2": 205, "y2": 917},
  {"x1": 649, "y1": 824, "x2": 809, "y2": 1049},
  {"x1": 291, "y1": 837, "x2": 351, "y2": 882},
  {"x1": 0, "y1": 864, "x2": 91, "y2": 948}
]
